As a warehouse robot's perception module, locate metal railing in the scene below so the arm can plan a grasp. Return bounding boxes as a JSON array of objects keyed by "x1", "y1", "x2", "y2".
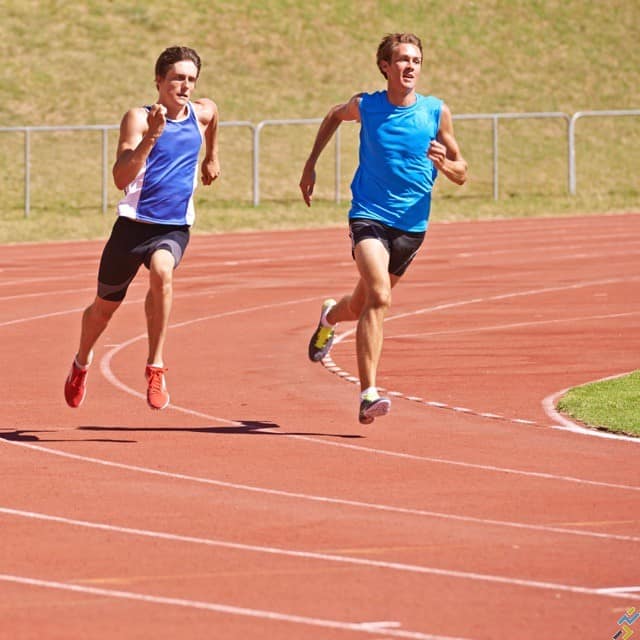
[
  {"x1": 0, "y1": 121, "x2": 254, "y2": 217},
  {"x1": 252, "y1": 118, "x2": 342, "y2": 206},
  {"x1": 568, "y1": 110, "x2": 640, "y2": 194},
  {"x1": 453, "y1": 112, "x2": 571, "y2": 200},
  {"x1": 1, "y1": 110, "x2": 638, "y2": 216},
  {"x1": 0, "y1": 124, "x2": 118, "y2": 217}
]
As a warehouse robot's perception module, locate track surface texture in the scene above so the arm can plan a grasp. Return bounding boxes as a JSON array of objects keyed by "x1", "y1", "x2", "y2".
[{"x1": 2, "y1": 213, "x2": 639, "y2": 639}]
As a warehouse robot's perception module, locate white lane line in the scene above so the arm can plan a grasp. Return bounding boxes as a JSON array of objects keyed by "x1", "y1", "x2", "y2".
[
  {"x1": 325, "y1": 277, "x2": 640, "y2": 445},
  {"x1": 384, "y1": 310, "x2": 640, "y2": 341},
  {"x1": 5, "y1": 264, "x2": 638, "y2": 450},
  {"x1": 0, "y1": 574, "x2": 469, "y2": 640},
  {"x1": 2, "y1": 442, "x2": 638, "y2": 543},
  {"x1": 279, "y1": 432, "x2": 640, "y2": 493},
  {"x1": 94, "y1": 286, "x2": 640, "y2": 489},
  {"x1": 1, "y1": 508, "x2": 639, "y2": 604},
  {"x1": 0, "y1": 305, "x2": 90, "y2": 328},
  {"x1": 333, "y1": 277, "x2": 640, "y2": 341},
  {"x1": 0, "y1": 286, "x2": 97, "y2": 302},
  {"x1": 321, "y1": 354, "x2": 640, "y2": 445},
  {"x1": 596, "y1": 586, "x2": 640, "y2": 595},
  {"x1": 0, "y1": 286, "x2": 316, "y2": 328},
  {"x1": 0, "y1": 273, "x2": 97, "y2": 287},
  {"x1": 5, "y1": 265, "x2": 638, "y2": 503},
  {"x1": 98, "y1": 295, "x2": 320, "y2": 415}
]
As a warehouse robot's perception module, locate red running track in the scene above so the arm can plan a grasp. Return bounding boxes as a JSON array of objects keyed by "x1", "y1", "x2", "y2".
[{"x1": 1, "y1": 213, "x2": 639, "y2": 639}]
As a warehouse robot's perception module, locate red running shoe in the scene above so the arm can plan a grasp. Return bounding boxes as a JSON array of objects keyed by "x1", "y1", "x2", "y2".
[
  {"x1": 64, "y1": 359, "x2": 89, "y2": 408},
  {"x1": 145, "y1": 365, "x2": 170, "y2": 410}
]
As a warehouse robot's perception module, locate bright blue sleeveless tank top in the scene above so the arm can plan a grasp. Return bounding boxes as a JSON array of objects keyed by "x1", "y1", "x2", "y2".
[
  {"x1": 117, "y1": 102, "x2": 202, "y2": 226},
  {"x1": 349, "y1": 91, "x2": 442, "y2": 232}
]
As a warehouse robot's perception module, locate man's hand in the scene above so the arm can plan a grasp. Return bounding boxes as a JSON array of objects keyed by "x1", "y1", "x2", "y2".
[
  {"x1": 201, "y1": 157, "x2": 221, "y2": 185},
  {"x1": 427, "y1": 139, "x2": 448, "y2": 170},
  {"x1": 299, "y1": 163, "x2": 316, "y2": 207},
  {"x1": 146, "y1": 104, "x2": 167, "y2": 141}
]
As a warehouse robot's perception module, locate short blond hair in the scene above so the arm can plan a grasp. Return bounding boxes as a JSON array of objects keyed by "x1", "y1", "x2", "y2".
[{"x1": 376, "y1": 33, "x2": 423, "y2": 78}]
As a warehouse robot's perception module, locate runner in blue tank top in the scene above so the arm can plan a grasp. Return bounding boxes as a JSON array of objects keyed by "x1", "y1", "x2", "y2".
[
  {"x1": 300, "y1": 33, "x2": 468, "y2": 425},
  {"x1": 64, "y1": 46, "x2": 221, "y2": 411}
]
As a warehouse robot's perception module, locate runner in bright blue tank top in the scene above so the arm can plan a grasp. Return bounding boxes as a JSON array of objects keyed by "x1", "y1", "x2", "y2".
[
  {"x1": 351, "y1": 90, "x2": 442, "y2": 233},
  {"x1": 300, "y1": 33, "x2": 468, "y2": 425},
  {"x1": 64, "y1": 46, "x2": 221, "y2": 412}
]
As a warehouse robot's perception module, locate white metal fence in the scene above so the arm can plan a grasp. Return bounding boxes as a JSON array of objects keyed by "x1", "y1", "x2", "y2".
[{"x1": 1, "y1": 110, "x2": 638, "y2": 216}]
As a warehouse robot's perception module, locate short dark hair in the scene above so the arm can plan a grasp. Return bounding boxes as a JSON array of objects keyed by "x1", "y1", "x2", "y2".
[
  {"x1": 376, "y1": 33, "x2": 423, "y2": 78},
  {"x1": 155, "y1": 46, "x2": 202, "y2": 79}
]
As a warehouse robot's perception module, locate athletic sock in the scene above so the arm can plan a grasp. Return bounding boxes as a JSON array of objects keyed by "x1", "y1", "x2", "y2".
[
  {"x1": 320, "y1": 305, "x2": 336, "y2": 328},
  {"x1": 74, "y1": 356, "x2": 90, "y2": 370},
  {"x1": 360, "y1": 387, "x2": 380, "y2": 402}
]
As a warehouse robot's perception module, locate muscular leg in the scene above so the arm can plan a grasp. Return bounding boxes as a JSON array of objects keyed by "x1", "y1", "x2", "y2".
[
  {"x1": 145, "y1": 249, "x2": 175, "y2": 366},
  {"x1": 335, "y1": 239, "x2": 400, "y2": 392},
  {"x1": 325, "y1": 280, "x2": 365, "y2": 325},
  {"x1": 76, "y1": 297, "x2": 122, "y2": 366}
]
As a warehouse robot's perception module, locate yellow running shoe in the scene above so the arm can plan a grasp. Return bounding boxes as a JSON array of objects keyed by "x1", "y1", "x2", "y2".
[{"x1": 308, "y1": 299, "x2": 337, "y2": 362}]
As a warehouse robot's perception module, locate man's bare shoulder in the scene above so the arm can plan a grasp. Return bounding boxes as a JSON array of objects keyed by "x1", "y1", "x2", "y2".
[
  {"x1": 337, "y1": 93, "x2": 362, "y2": 121},
  {"x1": 192, "y1": 98, "x2": 217, "y2": 125},
  {"x1": 120, "y1": 106, "x2": 148, "y2": 128}
]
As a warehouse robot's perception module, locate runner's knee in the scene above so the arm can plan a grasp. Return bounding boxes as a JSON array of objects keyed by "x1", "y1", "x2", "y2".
[
  {"x1": 366, "y1": 284, "x2": 392, "y2": 310},
  {"x1": 88, "y1": 298, "x2": 120, "y2": 323}
]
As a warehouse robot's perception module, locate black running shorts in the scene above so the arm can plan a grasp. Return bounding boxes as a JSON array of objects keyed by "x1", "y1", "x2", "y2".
[
  {"x1": 349, "y1": 218, "x2": 425, "y2": 277},
  {"x1": 97, "y1": 217, "x2": 190, "y2": 302}
]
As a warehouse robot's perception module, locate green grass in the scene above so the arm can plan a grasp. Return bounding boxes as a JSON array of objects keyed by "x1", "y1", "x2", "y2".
[
  {"x1": 557, "y1": 372, "x2": 640, "y2": 437},
  {"x1": 1, "y1": 0, "x2": 639, "y2": 234},
  {"x1": 2, "y1": 191, "x2": 638, "y2": 245},
  {"x1": 1, "y1": 0, "x2": 639, "y2": 436}
]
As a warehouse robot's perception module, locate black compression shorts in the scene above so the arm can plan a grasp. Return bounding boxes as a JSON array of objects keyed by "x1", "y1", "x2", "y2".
[
  {"x1": 97, "y1": 217, "x2": 190, "y2": 302},
  {"x1": 349, "y1": 218, "x2": 425, "y2": 277}
]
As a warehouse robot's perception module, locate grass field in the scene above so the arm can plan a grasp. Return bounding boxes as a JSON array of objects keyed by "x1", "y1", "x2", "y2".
[
  {"x1": 1, "y1": 0, "x2": 639, "y2": 233},
  {"x1": 1, "y1": 0, "x2": 638, "y2": 436},
  {"x1": 557, "y1": 372, "x2": 640, "y2": 437}
]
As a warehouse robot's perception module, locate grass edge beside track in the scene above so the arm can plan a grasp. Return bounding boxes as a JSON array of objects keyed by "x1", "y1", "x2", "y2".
[{"x1": 557, "y1": 371, "x2": 640, "y2": 438}]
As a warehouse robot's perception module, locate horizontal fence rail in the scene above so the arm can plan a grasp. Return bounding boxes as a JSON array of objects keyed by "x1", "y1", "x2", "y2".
[
  {"x1": 453, "y1": 112, "x2": 571, "y2": 200},
  {"x1": 568, "y1": 110, "x2": 640, "y2": 195},
  {"x1": 0, "y1": 121, "x2": 254, "y2": 217},
  {"x1": 1, "y1": 110, "x2": 638, "y2": 216},
  {"x1": 252, "y1": 118, "x2": 343, "y2": 207}
]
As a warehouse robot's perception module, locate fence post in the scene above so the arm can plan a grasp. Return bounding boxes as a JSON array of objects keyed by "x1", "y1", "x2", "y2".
[
  {"x1": 253, "y1": 122, "x2": 262, "y2": 207},
  {"x1": 492, "y1": 116, "x2": 499, "y2": 200},
  {"x1": 102, "y1": 128, "x2": 109, "y2": 214},
  {"x1": 24, "y1": 128, "x2": 31, "y2": 218},
  {"x1": 569, "y1": 110, "x2": 640, "y2": 195},
  {"x1": 569, "y1": 113, "x2": 578, "y2": 196},
  {"x1": 334, "y1": 126, "x2": 341, "y2": 204}
]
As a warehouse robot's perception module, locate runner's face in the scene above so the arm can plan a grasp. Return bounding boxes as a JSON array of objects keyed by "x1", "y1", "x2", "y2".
[
  {"x1": 381, "y1": 43, "x2": 422, "y2": 92},
  {"x1": 157, "y1": 60, "x2": 199, "y2": 109}
]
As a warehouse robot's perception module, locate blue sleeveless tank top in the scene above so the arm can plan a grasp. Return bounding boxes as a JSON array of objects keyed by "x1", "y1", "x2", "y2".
[
  {"x1": 117, "y1": 102, "x2": 202, "y2": 226},
  {"x1": 349, "y1": 91, "x2": 442, "y2": 232}
]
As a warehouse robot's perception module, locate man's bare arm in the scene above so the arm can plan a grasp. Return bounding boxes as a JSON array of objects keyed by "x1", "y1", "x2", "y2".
[
  {"x1": 112, "y1": 105, "x2": 167, "y2": 191},
  {"x1": 299, "y1": 94, "x2": 361, "y2": 207},
  {"x1": 428, "y1": 103, "x2": 468, "y2": 186},
  {"x1": 196, "y1": 98, "x2": 220, "y2": 185}
]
